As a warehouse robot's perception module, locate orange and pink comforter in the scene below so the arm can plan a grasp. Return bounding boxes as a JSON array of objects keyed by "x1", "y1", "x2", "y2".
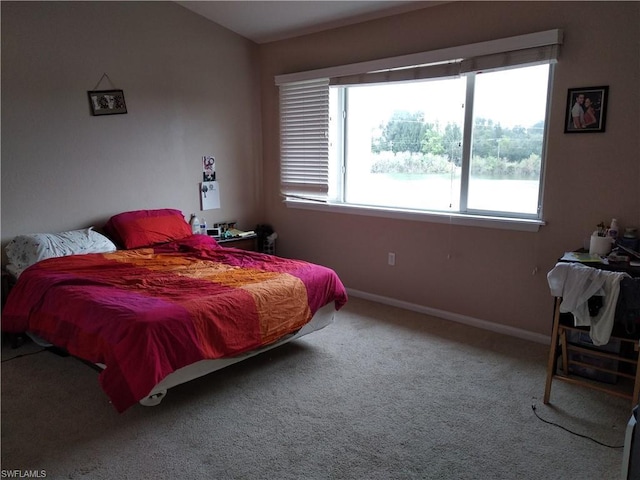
[{"x1": 2, "y1": 235, "x2": 347, "y2": 412}]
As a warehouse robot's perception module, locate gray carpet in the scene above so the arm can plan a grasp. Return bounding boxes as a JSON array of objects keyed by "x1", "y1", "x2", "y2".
[{"x1": 1, "y1": 297, "x2": 631, "y2": 479}]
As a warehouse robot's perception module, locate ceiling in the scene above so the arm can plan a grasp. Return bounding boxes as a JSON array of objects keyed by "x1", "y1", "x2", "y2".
[{"x1": 176, "y1": 1, "x2": 438, "y2": 44}]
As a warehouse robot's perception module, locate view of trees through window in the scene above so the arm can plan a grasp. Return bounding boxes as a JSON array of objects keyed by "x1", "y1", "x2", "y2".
[
  {"x1": 337, "y1": 64, "x2": 550, "y2": 215},
  {"x1": 371, "y1": 111, "x2": 544, "y2": 179}
]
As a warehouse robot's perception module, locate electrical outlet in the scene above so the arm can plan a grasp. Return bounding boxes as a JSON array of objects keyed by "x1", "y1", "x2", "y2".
[{"x1": 388, "y1": 252, "x2": 396, "y2": 266}]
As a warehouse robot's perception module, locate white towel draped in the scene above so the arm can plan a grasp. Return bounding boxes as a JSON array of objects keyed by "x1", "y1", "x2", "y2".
[{"x1": 547, "y1": 262, "x2": 629, "y2": 345}]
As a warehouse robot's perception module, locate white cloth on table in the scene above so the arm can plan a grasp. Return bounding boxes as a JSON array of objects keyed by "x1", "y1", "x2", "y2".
[{"x1": 547, "y1": 262, "x2": 629, "y2": 345}]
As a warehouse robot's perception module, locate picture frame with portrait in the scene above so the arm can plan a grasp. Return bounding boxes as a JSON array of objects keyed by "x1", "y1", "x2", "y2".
[{"x1": 564, "y1": 86, "x2": 608, "y2": 133}]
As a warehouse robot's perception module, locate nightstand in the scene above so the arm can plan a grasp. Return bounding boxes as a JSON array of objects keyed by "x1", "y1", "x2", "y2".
[
  {"x1": 214, "y1": 234, "x2": 258, "y2": 252},
  {"x1": 1, "y1": 269, "x2": 16, "y2": 310},
  {"x1": 2, "y1": 269, "x2": 26, "y2": 348}
]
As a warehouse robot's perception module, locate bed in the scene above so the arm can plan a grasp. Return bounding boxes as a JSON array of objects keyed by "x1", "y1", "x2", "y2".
[{"x1": 2, "y1": 209, "x2": 348, "y2": 412}]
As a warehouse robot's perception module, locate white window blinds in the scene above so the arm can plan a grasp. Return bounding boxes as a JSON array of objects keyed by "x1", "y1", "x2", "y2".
[{"x1": 279, "y1": 78, "x2": 330, "y2": 200}]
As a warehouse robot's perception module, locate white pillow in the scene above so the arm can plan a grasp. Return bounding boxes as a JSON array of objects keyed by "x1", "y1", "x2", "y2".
[{"x1": 5, "y1": 227, "x2": 117, "y2": 271}]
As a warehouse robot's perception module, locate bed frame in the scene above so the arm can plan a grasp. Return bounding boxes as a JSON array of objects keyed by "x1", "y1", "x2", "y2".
[
  {"x1": 138, "y1": 303, "x2": 336, "y2": 406},
  {"x1": 25, "y1": 304, "x2": 335, "y2": 407}
]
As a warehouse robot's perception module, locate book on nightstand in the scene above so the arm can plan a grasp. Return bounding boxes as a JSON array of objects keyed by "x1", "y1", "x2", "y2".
[{"x1": 560, "y1": 251, "x2": 605, "y2": 263}]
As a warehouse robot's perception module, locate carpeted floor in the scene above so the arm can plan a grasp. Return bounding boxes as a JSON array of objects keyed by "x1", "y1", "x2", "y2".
[{"x1": 0, "y1": 297, "x2": 631, "y2": 479}]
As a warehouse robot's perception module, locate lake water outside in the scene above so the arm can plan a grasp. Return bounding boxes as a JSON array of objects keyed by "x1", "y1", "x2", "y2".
[{"x1": 345, "y1": 173, "x2": 539, "y2": 215}]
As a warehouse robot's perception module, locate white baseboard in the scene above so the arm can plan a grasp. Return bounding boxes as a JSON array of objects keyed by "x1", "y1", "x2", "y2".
[{"x1": 346, "y1": 288, "x2": 550, "y2": 345}]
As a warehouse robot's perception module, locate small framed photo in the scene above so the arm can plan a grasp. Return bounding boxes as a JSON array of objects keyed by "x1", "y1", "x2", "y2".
[
  {"x1": 564, "y1": 86, "x2": 608, "y2": 133},
  {"x1": 202, "y1": 155, "x2": 216, "y2": 182},
  {"x1": 88, "y1": 89, "x2": 127, "y2": 116}
]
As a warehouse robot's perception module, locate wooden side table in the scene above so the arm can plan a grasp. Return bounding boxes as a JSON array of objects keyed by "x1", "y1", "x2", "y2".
[
  {"x1": 214, "y1": 234, "x2": 258, "y2": 252},
  {"x1": 544, "y1": 257, "x2": 640, "y2": 406},
  {"x1": 544, "y1": 297, "x2": 640, "y2": 406}
]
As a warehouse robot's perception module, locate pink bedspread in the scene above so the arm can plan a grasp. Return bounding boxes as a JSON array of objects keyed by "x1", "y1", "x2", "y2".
[{"x1": 2, "y1": 235, "x2": 347, "y2": 412}]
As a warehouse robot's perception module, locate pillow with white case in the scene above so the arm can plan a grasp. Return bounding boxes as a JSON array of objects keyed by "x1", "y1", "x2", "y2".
[{"x1": 5, "y1": 227, "x2": 117, "y2": 275}]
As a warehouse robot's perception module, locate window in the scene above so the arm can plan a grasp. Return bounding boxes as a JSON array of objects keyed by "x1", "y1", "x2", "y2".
[
  {"x1": 277, "y1": 30, "x2": 561, "y2": 228},
  {"x1": 467, "y1": 66, "x2": 550, "y2": 215},
  {"x1": 337, "y1": 77, "x2": 467, "y2": 212}
]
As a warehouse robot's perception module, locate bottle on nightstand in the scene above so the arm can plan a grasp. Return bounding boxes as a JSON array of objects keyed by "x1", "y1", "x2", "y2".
[{"x1": 189, "y1": 214, "x2": 200, "y2": 234}]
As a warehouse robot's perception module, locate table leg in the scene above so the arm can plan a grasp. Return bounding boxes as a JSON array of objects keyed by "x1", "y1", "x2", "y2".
[{"x1": 544, "y1": 297, "x2": 562, "y2": 404}]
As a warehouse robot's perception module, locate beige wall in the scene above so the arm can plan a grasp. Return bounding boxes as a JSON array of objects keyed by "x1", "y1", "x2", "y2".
[
  {"x1": 259, "y1": 1, "x2": 640, "y2": 337},
  {"x1": 1, "y1": 1, "x2": 263, "y2": 247}
]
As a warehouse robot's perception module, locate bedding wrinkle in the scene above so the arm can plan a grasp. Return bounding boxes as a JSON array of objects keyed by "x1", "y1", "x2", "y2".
[{"x1": 240, "y1": 273, "x2": 312, "y2": 345}]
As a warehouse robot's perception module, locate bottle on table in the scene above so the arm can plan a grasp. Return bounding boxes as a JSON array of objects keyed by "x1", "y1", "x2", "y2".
[
  {"x1": 189, "y1": 214, "x2": 200, "y2": 235},
  {"x1": 608, "y1": 218, "x2": 619, "y2": 243}
]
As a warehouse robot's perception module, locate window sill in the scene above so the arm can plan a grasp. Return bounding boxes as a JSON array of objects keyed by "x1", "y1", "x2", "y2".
[{"x1": 284, "y1": 199, "x2": 545, "y2": 232}]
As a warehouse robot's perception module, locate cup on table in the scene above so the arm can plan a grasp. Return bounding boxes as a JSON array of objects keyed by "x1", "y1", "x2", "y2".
[{"x1": 589, "y1": 234, "x2": 612, "y2": 256}]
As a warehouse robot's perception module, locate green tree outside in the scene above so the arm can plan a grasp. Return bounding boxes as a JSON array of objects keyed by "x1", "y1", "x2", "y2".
[{"x1": 370, "y1": 110, "x2": 543, "y2": 179}]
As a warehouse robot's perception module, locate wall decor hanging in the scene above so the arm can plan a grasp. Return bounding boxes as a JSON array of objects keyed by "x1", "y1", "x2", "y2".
[
  {"x1": 200, "y1": 155, "x2": 220, "y2": 210},
  {"x1": 201, "y1": 181, "x2": 221, "y2": 210},
  {"x1": 203, "y1": 156, "x2": 216, "y2": 181},
  {"x1": 88, "y1": 73, "x2": 127, "y2": 116},
  {"x1": 564, "y1": 85, "x2": 608, "y2": 133}
]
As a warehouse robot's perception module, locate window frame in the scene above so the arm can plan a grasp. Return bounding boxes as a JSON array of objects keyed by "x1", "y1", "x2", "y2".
[{"x1": 276, "y1": 30, "x2": 562, "y2": 232}]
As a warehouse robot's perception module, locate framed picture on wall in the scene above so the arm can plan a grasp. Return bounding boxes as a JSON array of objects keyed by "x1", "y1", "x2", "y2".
[
  {"x1": 564, "y1": 86, "x2": 608, "y2": 133},
  {"x1": 87, "y1": 89, "x2": 127, "y2": 116}
]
